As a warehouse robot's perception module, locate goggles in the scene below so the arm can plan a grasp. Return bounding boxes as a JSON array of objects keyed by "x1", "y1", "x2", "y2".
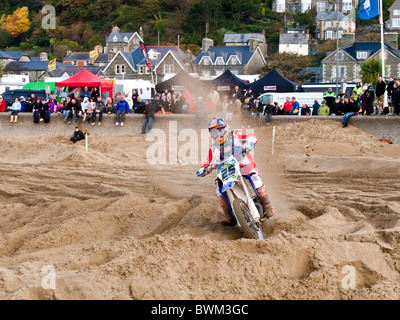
[{"x1": 209, "y1": 127, "x2": 227, "y2": 140}]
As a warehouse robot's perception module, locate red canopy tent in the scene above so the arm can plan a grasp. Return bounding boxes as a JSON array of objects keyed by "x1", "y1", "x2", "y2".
[{"x1": 55, "y1": 69, "x2": 113, "y2": 99}]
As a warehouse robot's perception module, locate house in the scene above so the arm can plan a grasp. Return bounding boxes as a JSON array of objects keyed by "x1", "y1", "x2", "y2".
[
  {"x1": 321, "y1": 32, "x2": 400, "y2": 82},
  {"x1": 387, "y1": 0, "x2": 400, "y2": 30},
  {"x1": 223, "y1": 32, "x2": 268, "y2": 57},
  {"x1": 194, "y1": 38, "x2": 266, "y2": 78},
  {"x1": 101, "y1": 46, "x2": 191, "y2": 83},
  {"x1": 279, "y1": 29, "x2": 310, "y2": 55},
  {"x1": 273, "y1": 0, "x2": 358, "y2": 14},
  {"x1": 0, "y1": 50, "x2": 31, "y2": 67},
  {"x1": 316, "y1": 11, "x2": 356, "y2": 40},
  {"x1": 105, "y1": 26, "x2": 144, "y2": 63},
  {"x1": 48, "y1": 66, "x2": 104, "y2": 78},
  {"x1": 63, "y1": 52, "x2": 94, "y2": 67},
  {"x1": 3, "y1": 53, "x2": 73, "y2": 82}
]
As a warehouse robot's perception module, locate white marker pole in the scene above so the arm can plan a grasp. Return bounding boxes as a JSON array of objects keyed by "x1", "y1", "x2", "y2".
[
  {"x1": 85, "y1": 133, "x2": 88, "y2": 153},
  {"x1": 272, "y1": 126, "x2": 276, "y2": 155}
]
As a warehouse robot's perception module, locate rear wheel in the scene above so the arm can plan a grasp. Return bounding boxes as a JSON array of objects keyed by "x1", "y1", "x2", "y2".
[{"x1": 232, "y1": 199, "x2": 265, "y2": 240}]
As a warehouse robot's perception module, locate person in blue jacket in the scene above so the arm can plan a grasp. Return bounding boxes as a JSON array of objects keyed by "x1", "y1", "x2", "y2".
[
  {"x1": 290, "y1": 97, "x2": 300, "y2": 115},
  {"x1": 115, "y1": 95, "x2": 130, "y2": 126},
  {"x1": 10, "y1": 97, "x2": 21, "y2": 123}
]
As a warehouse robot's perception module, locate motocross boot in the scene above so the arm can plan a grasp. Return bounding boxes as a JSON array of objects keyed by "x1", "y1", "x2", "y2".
[
  {"x1": 219, "y1": 196, "x2": 237, "y2": 226},
  {"x1": 257, "y1": 186, "x2": 274, "y2": 219}
]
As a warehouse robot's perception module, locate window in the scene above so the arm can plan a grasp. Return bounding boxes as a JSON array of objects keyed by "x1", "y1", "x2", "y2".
[
  {"x1": 231, "y1": 56, "x2": 238, "y2": 65},
  {"x1": 276, "y1": 1, "x2": 285, "y2": 13},
  {"x1": 138, "y1": 66, "x2": 145, "y2": 74},
  {"x1": 339, "y1": 21, "x2": 345, "y2": 28},
  {"x1": 124, "y1": 36, "x2": 129, "y2": 43},
  {"x1": 301, "y1": 0, "x2": 311, "y2": 13},
  {"x1": 215, "y1": 57, "x2": 224, "y2": 65},
  {"x1": 203, "y1": 56, "x2": 211, "y2": 65},
  {"x1": 216, "y1": 70, "x2": 223, "y2": 77},
  {"x1": 231, "y1": 70, "x2": 238, "y2": 75},
  {"x1": 337, "y1": 51, "x2": 343, "y2": 61},
  {"x1": 113, "y1": 36, "x2": 117, "y2": 42},
  {"x1": 121, "y1": 65, "x2": 125, "y2": 74},
  {"x1": 328, "y1": 4, "x2": 334, "y2": 11},
  {"x1": 392, "y1": 18, "x2": 400, "y2": 27},
  {"x1": 394, "y1": 9, "x2": 400, "y2": 15},
  {"x1": 342, "y1": 1, "x2": 352, "y2": 11},
  {"x1": 289, "y1": 5, "x2": 293, "y2": 13},
  {"x1": 325, "y1": 30, "x2": 334, "y2": 39},
  {"x1": 169, "y1": 65, "x2": 174, "y2": 74},
  {"x1": 163, "y1": 64, "x2": 173, "y2": 74},
  {"x1": 339, "y1": 67, "x2": 346, "y2": 78},
  {"x1": 317, "y1": 2, "x2": 325, "y2": 11},
  {"x1": 203, "y1": 70, "x2": 210, "y2": 77},
  {"x1": 116, "y1": 64, "x2": 125, "y2": 74},
  {"x1": 325, "y1": 21, "x2": 332, "y2": 27},
  {"x1": 356, "y1": 51, "x2": 368, "y2": 59},
  {"x1": 116, "y1": 65, "x2": 120, "y2": 74},
  {"x1": 73, "y1": 61, "x2": 77, "y2": 66},
  {"x1": 145, "y1": 67, "x2": 150, "y2": 74},
  {"x1": 338, "y1": 30, "x2": 344, "y2": 39}
]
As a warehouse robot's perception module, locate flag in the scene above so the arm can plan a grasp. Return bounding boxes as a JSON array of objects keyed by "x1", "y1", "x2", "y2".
[
  {"x1": 48, "y1": 58, "x2": 56, "y2": 72},
  {"x1": 89, "y1": 49, "x2": 99, "y2": 62},
  {"x1": 139, "y1": 41, "x2": 152, "y2": 72},
  {"x1": 357, "y1": 0, "x2": 379, "y2": 20}
]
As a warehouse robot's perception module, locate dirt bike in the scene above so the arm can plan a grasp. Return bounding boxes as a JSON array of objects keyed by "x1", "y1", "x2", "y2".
[{"x1": 198, "y1": 155, "x2": 266, "y2": 240}]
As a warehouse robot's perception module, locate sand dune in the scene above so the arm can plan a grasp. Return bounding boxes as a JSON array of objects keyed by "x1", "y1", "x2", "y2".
[{"x1": 0, "y1": 119, "x2": 399, "y2": 300}]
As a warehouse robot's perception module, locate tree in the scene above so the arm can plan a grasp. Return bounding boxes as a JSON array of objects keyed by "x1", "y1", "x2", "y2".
[
  {"x1": 4, "y1": 7, "x2": 31, "y2": 38},
  {"x1": 360, "y1": 58, "x2": 382, "y2": 87},
  {"x1": 263, "y1": 52, "x2": 313, "y2": 84}
]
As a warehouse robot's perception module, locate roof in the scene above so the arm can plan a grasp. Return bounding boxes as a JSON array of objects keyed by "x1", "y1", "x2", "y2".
[
  {"x1": 55, "y1": 69, "x2": 113, "y2": 88},
  {"x1": 63, "y1": 52, "x2": 91, "y2": 61},
  {"x1": 279, "y1": 33, "x2": 309, "y2": 45},
  {"x1": 94, "y1": 53, "x2": 109, "y2": 63},
  {"x1": 209, "y1": 70, "x2": 249, "y2": 89},
  {"x1": 224, "y1": 33, "x2": 265, "y2": 44},
  {"x1": 105, "y1": 29, "x2": 142, "y2": 43},
  {"x1": 343, "y1": 42, "x2": 396, "y2": 60},
  {"x1": 48, "y1": 66, "x2": 104, "y2": 77},
  {"x1": 4, "y1": 61, "x2": 73, "y2": 72},
  {"x1": 0, "y1": 50, "x2": 29, "y2": 60},
  {"x1": 248, "y1": 69, "x2": 299, "y2": 94},
  {"x1": 195, "y1": 46, "x2": 258, "y2": 65},
  {"x1": 316, "y1": 11, "x2": 352, "y2": 22}
]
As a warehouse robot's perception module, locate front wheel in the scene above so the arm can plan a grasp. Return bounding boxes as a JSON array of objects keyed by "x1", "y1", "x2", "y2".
[{"x1": 232, "y1": 199, "x2": 265, "y2": 240}]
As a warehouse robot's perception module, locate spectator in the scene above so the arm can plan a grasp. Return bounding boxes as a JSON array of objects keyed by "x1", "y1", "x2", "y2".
[
  {"x1": 70, "y1": 127, "x2": 85, "y2": 144},
  {"x1": 133, "y1": 97, "x2": 146, "y2": 114},
  {"x1": 105, "y1": 97, "x2": 113, "y2": 114},
  {"x1": 342, "y1": 96, "x2": 359, "y2": 127},
  {"x1": 276, "y1": 104, "x2": 285, "y2": 115},
  {"x1": 170, "y1": 94, "x2": 182, "y2": 114},
  {"x1": 312, "y1": 100, "x2": 320, "y2": 116},
  {"x1": 290, "y1": 97, "x2": 300, "y2": 115},
  {"x1": 0, "y1": 95, "x2": 6, "y2": 112},
  {"x1": 364, "y1": 85, "x2": 375, "y2": 115},
  {"x1": 318, "y1": 101, "x2": 330, "y2": 116},
  {"x1": 263, "y1": 100, "x2": 276, "y2": 125},
  {"x1": 62, "y1": 99, "x2": 72, "y2": 122},
  {"x1": 300, "y1": 104, "x2": 311, "y2": 116},
  {"x1": 39, "y1": 98, "x2": 48, "y2": 122},
  {"x1": 92, "y1": 96, "x2": 106, "y2": 126},
  {"x1": 252, "y1": 98, "x2": 264, "y2": 126},
  {"x1": 19, "y1": 96, "x2": 26, "y2": 112},
  {"x1": 124, "y1": 92, "x2": 133, "y2": 113},
  {"x1": 80, "y1": 86, "x2": 91, "y2": 101},
  {"x1": 132, "y1": 89, "x2": 139, "y2": 105},
  {"x1": 392, "y1": 82, "x2": 400, "y2": 115},
  {"x1": 283, "y1": 97, "x2": 293, "y2": 115},
  {"x1": 230, "y1": 85, "x2": 243, "y2": 103},
  {"x1": 42, "y1": 99, "x2": 52, "y2": 124},
  {"x1": 352, "y1": 82, "x2": 363, "y2": 108},
  {"x1": 386, "y1": 76, "x2": 395, "y2": 116},
  {"x1": 244, "y1": 88, "x2": 256, "y2": 103},
  {"x1": 68, "y1": 98, "x2": 82, "y2": 124},
  {"x1": 161, "y1": 95, "x2": 169, "y2": 113},
  {"x1": 182, "y1": 88, "x2": 191, "y2": 113},
  {"x1": 141, "y1": 99, "x2": 157, "y2": 134},
  {"x1": 161, "y1": 89, "x2": 172, "y2": 103},
  {"x1": 331, "y1": 98, "x2": 345, "y2": 116},
  {"x1": 10, "y1": 97, "x2": 21, "y2": 123},
  {"x1": 323, "y1": 87, "x2": 337, "y2": 113},
  {"x1": 115, "y1": 95, "x2": 130, "y2": 126},
  {"x1": 56, "y1": 99, "x2": 66, "y2": 114},
  {"x1": 373, "y1": 76, "x2": 386, "y2": 115},
  {"x1": 81, "y1": 97, "x2": 90, "y2": 121},
  {"x1": 113, "y1": 92, "x2": 121, "y2": 109},
  {"x1": 336, "y1": 89, "x2": 346, "y2": 100},
  {"x1": 90, "y1": 87, "x2": 100, "y2": 102},
  {"x1": 47, "y1": 98, "x2": 56, "y2": 114}
]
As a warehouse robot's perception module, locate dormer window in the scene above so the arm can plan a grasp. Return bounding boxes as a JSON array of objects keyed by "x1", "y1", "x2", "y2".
[
  {"x1": 356, "y1": 51, "x2": 368, "y2": 59},
  {"x1": 148, "y1": 49, "x2": 159, "y2": 60},
  {"x1": 203, "y1": 56, "x2": 212, "y2": 66},
  {"x1": 230, "y1": 56, "x2": 238, "y2": 65},
  {"x1": 124, "y1": 36, "x2": 129, "y2": 43},
  {"x1": 113, "y1": 36, "x2": 118, "y2": 42},
  {"x1": 215, "y1": 57, "x2": 224, "y2": 65}
]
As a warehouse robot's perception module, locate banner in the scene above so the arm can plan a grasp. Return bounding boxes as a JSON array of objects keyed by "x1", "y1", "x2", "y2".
[
  {"x1": 357, "y1": 0, "x2": 379, "y2": 20},
  {"x1": 48, "y1": 58, "x2": 56, "y2": 72},
  {"x1": 139, "y1": 41, "x2": 152, "y2": 73}
]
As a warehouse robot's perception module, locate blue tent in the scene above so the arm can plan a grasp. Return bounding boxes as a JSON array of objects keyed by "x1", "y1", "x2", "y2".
[{"x1": 248, "y1": 69, "x2": 299, "y2": 94}]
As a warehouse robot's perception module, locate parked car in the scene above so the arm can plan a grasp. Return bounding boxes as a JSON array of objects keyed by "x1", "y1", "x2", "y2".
[{"x1": 0, "y1": 89, "x2": 47, "y2": 107}]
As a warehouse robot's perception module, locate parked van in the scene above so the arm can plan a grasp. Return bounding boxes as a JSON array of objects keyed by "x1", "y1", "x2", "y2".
[
  {"x1": 258, "y1": 92, "x2": 324, "y2": 114},
  {"x1": 0, "y1": 89, "x2": 46, "y2": 107},
  {"x1": 114, "y1": 79, "x2": 155, "y2": 100}
]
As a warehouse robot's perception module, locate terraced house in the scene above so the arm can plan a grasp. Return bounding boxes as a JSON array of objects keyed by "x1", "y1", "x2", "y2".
[
  {"x1": 272, "y1": 0, "x2": 358, "y2": 13},
  {"x1": 321, "y1": 33, "x2": 400, "y2": 82}
]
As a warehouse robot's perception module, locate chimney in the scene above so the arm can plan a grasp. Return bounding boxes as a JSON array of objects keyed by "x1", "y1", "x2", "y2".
[
  {"x1": 384, "y1": 32, "x2": 398, "y2": 50},
  {"x1": 139, "y1": 26, "x2": 144, "y2": 42},
  {"x1": 248, "y1": 37, "x2": 259, "y2": 52},
  {"x1": 40, "y1": 52, "x2": 48, "y2": 62},
  {"x1": 202, "y1": 38, "x2": 214, "y2": 53},
  {"x1": 340, "y1": 33, "x2": 355, "y2": 49}
]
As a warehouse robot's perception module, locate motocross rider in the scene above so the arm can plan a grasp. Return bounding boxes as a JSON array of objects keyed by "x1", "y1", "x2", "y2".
[{"x1": 196, "y1": 118, "x2": 274, "y2": 226}]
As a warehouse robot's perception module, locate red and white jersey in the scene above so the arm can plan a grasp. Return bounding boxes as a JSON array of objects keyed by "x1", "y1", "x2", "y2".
[{"x1": 201, "y1": 130, "x2": 258, "y2": 175}]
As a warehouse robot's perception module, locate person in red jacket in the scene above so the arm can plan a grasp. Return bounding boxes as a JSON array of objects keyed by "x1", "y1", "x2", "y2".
[
  {"x1": 0, "y1": 95, "x2": 6, "y2": 112},
  {"x1": 283, "y1": 96, "x2": 293, "y2": 115}
]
